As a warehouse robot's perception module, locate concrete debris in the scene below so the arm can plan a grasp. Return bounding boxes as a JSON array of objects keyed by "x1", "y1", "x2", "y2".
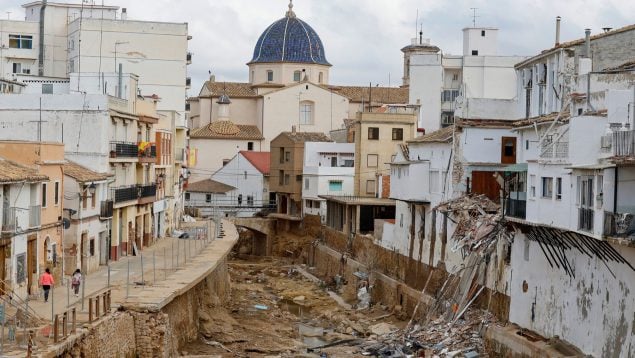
[
  {"x1": 369, "y1": 322, "x2": 397, "y2": 336},
  {"x1": 356, "y1": 286, "x2": 370, "y2": 310}
]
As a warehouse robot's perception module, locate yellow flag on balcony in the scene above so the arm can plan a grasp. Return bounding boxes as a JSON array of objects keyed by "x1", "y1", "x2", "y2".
[{"x1": 138, "y1": 141, "x2": 150, "y2": 152}]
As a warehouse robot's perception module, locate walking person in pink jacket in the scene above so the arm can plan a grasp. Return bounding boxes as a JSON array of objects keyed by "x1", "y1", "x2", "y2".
[{"x1": 39, "y1": 268, "x2": 55, "y2": 302}]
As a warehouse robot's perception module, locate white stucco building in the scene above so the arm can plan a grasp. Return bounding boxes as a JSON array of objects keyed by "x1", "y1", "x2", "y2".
[{"x1": 302, "y1": 142, "x2": 354, "y2": 222}]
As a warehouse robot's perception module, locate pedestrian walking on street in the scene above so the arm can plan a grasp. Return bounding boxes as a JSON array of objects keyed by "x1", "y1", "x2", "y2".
[
  {"x1": 39, "y1": 268, "x2": 55, "y2": 302},
  {"x1": 71, "y1": 269, "x2": 82, "y2": 297}
]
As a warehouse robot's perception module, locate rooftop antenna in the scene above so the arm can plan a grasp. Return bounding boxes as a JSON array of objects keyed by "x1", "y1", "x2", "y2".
[
  {"x1": 419, "y1": 23, "x2": 423, "y2": 44},
  {"x1": 470, "y1": 7, "x2": 479, "y2": 28},
  {"x1": 415, "y1": 9, "x2": 419, "y2": 38}
]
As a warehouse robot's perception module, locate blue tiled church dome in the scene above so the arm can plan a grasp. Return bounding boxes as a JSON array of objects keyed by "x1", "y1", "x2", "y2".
[{"x1": 250, "y1": 2, "x2": 330, "y2": 66}]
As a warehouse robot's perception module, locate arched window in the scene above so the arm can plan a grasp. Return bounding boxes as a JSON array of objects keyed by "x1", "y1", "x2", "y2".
[
  {"x1": 266, "y1": 70, "x2": 273, "y2": 82},
  {"x1": 318, "y1": 72, "x2": 324, "y2": 84},
  {"x1": 293, "y1": 70, "x2": 301, "y2": 82},
  {"x1": 299, "y1": 100, "x2": 314, "y2": 125}
]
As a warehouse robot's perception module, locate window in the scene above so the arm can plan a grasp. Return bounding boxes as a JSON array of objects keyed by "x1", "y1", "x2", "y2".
[
  {"x1": 204, "y1": 194, "x2": 211, "y2": 203},
  {"x1": 441, "y1": 112, "x2": 454, "y2": 127},
  {"x1": 279, "y1": 148, "x2": 285, "y2": 163},
  {"x1": 529, "y1": 175, "x2": 536, "y2": 198},
  {"x1": 284, "y1": 174, "x2": 290, "y2": 185},
  {"x1": 366, "y1": 180, "x2": 376, "y2": 194},
  {"x1": 299, "y1": 101, "x2": 314, "y2": 125},
  {"x1": 279, "y1": 170, "x2": 284, "y2": 185},
  {"x1": 368, "y1": 127, "x2": 379, "y2": 140},
  {"x1": 304, "y1": 178, "x2": 309, "y2": 190},
  {"x1": 392, "y1": 128, "x2": 403, "y2": 141},
  {"x1": 293, "y1": 70, "x2": 301, "y2": 82},
  {"x1": 296, "y1": 174, "x2": 302, "y2": 181},
  {"x1": 328, "y1": 180, "x2": 343, "y2": 191},
  {"x1": 244, "y1": 171, "x2": 247, "y2": 180},
  {"x1": 185, "y1": 193, "x2": 190, "y2": 200},
  {"x1": 471, "y1": 50, "x2": 478, "y2": 56},
  {"x1": 9, "y1": 34, "x2": 33, "y2": 49},
  {"x1": 237, "y1": 194, "x2": 243, "y2": 205},
  {"x1": 285, "y1": 151, "x2": 291, "y2": 162},
  {"x1": 12, "y1": 63, "x2": 21, "y2": 74},
  {"x1": 541, "y1": 177, "x2": 553, "y2": 198},
  {"x1": 91, "y1": 187, "x2": 96, "y2": 208},
  {"x1": 343, "y1": 159, "x2": 354, "y2": 167},
  {"x1": 42, "y1": 83, "x2": 53, "y2": 94},
  {"x1": 481, "y1": 30, "x2": 486, "y2": 36},
  {"x1": 441, "y1": 90, "x2": 460, "y2": 102},
  {"x1": 367, "y1": 154, "x2": 378, "y2": 168},
  {"x1": 580, "y1": 177, "x2": 594, "y2": 207},
  {"x1": 267, "y1": 70, "x2": 273, "y2": 82},
  {"x1": 89, "y1": 238, "x2": 95, "y2": 256},
  {"x1": 247, "y1": 195, "x2": 254, "y2": 206},
  {"x1": 222, "y1": 159, "x2": 230, "y2": 166},
  {"x1": 318, "y1": 72, "x2": 323, "y2": 84},
  {"x1": 555, "y1": 177, "x2": 562, "y2": 200},
  {"x1": 452, "y1": 73, "x2": 459, "y2": 81},
  {"x1": 247, "y1": 142, "x2": 254, "y2": 151},
  {"x1": 42, "y1": 183, "x2": 47, "y2": 208},
  {"x1": 330, "y1": 157, "x2": 338, "y2": 167},
  {"x1": 54, "y1": 182, "x2": 60, "y2": 206}
]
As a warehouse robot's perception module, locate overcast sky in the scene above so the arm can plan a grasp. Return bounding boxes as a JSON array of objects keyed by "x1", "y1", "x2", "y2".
[{"x1": 1, "y1": 0, "x2": 634, "y2": 94}]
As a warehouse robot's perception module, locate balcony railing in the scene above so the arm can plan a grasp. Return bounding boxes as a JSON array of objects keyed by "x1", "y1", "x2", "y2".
[
  {"x1": 138, "y1": 183, "x2": 157, "y2": 199},
  {"x1": 504, "y1": 198, "x2": 526, "y2": 219},
  {"x1": 112, "y1": 185, "x2": 139, "y2": 204},
  {"x1": 138, "y1": 143, "x2": 157, "y2": 162},
  {"x1": 578, "y1": 207, "x2": 594, "y2": 232},
  {"x1": 603, "y1": 211, "x2": 635, "y2": 238},
  {"x1": 100, "y1": 200, "x2": 114, "y2": 219},
  {"x1": 2, "y1": 207, "x2": 16, "y2": 232},
  {"x1": 612, "y1": 130, "x2": 635, "y2": 157},
  {"x1": 29, "y1": 205, "x2": 41, "y2": 228},
  {"x1": 110, "y1": 141, "x2": 138, "y2": 158}
]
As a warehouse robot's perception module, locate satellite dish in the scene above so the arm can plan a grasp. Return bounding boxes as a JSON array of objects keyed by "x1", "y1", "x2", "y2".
[
  {"x1": 455, "y1": 96, "x2": 464, "y2": 105},
  {"x1": 62, "y1": 218, "x2": 71, "y2": 230}
]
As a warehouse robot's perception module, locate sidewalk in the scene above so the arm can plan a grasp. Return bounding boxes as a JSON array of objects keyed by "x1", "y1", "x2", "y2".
[{"x1": 29, "y1": 228, "x2": 216, "y2": 321}]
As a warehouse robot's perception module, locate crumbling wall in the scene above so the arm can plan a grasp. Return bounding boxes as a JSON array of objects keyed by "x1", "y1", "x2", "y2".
[{"x1": 58, "y1": 312, "x2": 137, "y2": 358}]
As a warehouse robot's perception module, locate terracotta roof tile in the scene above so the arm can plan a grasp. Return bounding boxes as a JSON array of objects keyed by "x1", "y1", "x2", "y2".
[
  {"x1": 0, "y1": 159, "x2": 48, "y2": 183},
  {"x1": 63, "y1": 161, "x2": 112, "y2": 182},
  {"x1": 324, "y1": 85, "x2": 408, "y2": 104},
  {"x1": 205, "y1": 81, "x2": 258, "y2": 98},
  {"x1": 190, "y1": 121, "x2": 264, "y2": 140},
  {"x1": 186, "y1": 179, "x2": 235, "y2": 194},
  {"x1": 240, "y1": 151, "x2": 270, "y2": 175},
  {"x1": 409, "y1": 125, "x2": 454, "y2": 143},
  {"x1": 278, "y1": 131, "x2": 332, "y2": 143},
  {"x1": 512, "y1": 112, "x2": 571, "y2": 128}
]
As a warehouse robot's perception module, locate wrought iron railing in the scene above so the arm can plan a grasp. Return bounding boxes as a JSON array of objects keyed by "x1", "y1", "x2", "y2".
[
  {"x1": 578, "y1": 207, "x2": 594, "y2": 232},
  {"x1": 613, "y1": 130, "x2": 635, "y2": 156},
  {"x1": 504, "y1": 198, "x2": 526, "y2": 219},
  {"x1": 110, "y1": 141, "x2": 138, "y2": 158},
  {"x1": 100, "y1": 200, "x2": 114, "y2": 219},
  {"x1": 138, "y1": 183, "x2": 157, "y2": 199},
  {"x1": 112, "y1": 185, "x2": 138, "y2": 204}
]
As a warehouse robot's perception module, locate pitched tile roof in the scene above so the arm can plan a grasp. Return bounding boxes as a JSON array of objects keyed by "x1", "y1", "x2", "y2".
[
  {"x1": 0, "y1": 159, "x2": 48, "y2": 183},
  {"x1": 240, "y1": 151, "x2": 270, "y2": 175},
  {"x1": 63, "y1": 161, "x2": 112, "y2": 183},
  {"x1": 278, "y1": 131, "x2": 332, "y2": 143},
  {"x1": 205, "y1": 81, "x2": 258, "y2": 98},
  {"x1": 512, "y1": 112, "x2": 571, "y2": 128},
  {"x1": 324, "y1": 85, "x2": 409, "y2": 104},
  {"x1": 409, "y1": 125, "x2": 454, "y2": 143},
  {"x1": 190, "y1": 121, "x2": 264, "y2": 140},
  {"x1": 186, "y1": 179, "x2": 235, "y2": 194}
]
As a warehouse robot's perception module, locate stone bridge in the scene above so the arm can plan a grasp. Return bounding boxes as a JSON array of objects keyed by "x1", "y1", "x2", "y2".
[{"x1": 233, "y1": 217, "x2": 277, "y2": 255}]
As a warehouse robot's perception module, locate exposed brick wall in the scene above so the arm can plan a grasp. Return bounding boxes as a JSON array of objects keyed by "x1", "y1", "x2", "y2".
[{"x1": 380, "y1": 175, "x2": 390, "y2": 198}]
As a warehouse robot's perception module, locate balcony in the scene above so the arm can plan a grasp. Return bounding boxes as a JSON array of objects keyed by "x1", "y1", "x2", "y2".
[
  {"x1": 112, "y1": 185, "x2": 139, "y2": 204},
  {"x1": 138, "y1": 183, "x2": 157, "y2": 204},
  {"x1": 603, "y1": 211, "x2": 635, "y2": 240},
  {"x1": 612, "y1": 130, "x2": 635, "y2": 161},
  {"x1": 186, "y1": 52, "x2": 192, "y2": 64},
  {"x1": 29, "y1": 205, "x2": 41, "y2": 228},
  {"x1": 110, "y1": 141, "x2": 138, "y2": 159},
  {"x1": 138, "y1": 143, "x2": 157, "y2": 163},
  {"x1": 504, "y1": 198, "x2": 526, "y2": 219},
  {"x1": 100, "y1": 200, "x2": 114, "y2": 219},
  {"x1": 578, "y1": 207, "x2": 594, "y2": 232}
]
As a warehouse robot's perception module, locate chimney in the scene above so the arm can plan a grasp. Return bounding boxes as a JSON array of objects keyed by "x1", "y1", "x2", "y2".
[
  {"x1": 121, "y1": 8, "x2": 127, "y2": 20},
  {"x1": 585, "y1": 28, "x2": 591, "y2": 58},
  {"x1": 555, "y1": 16, "x2": 561, "y2": 46},
  {"x1": 291, "y1": 125, "x2": 296, "y2": 133},
  {"x1": 210, "y1": 74, "x2": 215, "y2": 82}
]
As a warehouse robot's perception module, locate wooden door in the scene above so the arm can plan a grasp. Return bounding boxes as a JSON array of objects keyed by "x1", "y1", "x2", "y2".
[
  {"x1": 471, "y1": 171, "x2": 501, "y2": 202},
  {"x1": 501, "y1": 137, "x2": 517, "y2": 164},
  {"x1": 27, "y1": 236, "x2": 37, "y2": 295}
]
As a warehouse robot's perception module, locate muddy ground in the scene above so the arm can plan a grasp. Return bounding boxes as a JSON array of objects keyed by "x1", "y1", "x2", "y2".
[{"x1": 181, "y1": 257, "x2": 406, "y2": 357}]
